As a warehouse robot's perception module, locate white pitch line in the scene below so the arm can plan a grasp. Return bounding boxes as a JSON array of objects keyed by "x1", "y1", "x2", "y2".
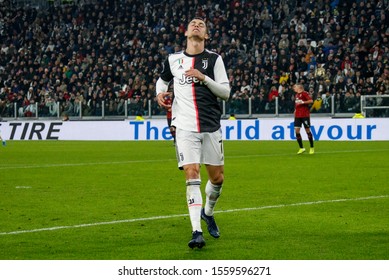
[
  {"x1": 229, "y1": 148, "x2": 389, "y2": 159},
  {"x1": 0, "y1": 159, "x2": 176, "y2": 170},
  {"x1": 219, "y1": 195, "x2": 389, "y2": 213},
  {"x1": 1, "y1": 149, "x2": 388, "y2": 170},
  {"x1": 0, "y1": 195, "x2": 387, "y2": 236}
]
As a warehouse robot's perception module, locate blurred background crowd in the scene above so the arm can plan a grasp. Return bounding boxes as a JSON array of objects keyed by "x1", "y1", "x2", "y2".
[{"x1": 0, "y1": 0, "x2": 388, "y2": 119}]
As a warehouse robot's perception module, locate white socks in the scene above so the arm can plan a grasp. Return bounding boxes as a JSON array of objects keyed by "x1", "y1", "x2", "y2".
[
  {"x1": 186, "y1": 179, "x2": 202, "y2": 232},
  {"x1": 186, "y1": 179, "x2": 223, "y2": 232},
  {"x1": 204, "y1": 180, "x2": 222, "y2": 216}
]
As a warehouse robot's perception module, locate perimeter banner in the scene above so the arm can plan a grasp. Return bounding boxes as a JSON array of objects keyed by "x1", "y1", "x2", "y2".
[{"x1": 1, "y1": 118, "x2": 388, "y2": 141}]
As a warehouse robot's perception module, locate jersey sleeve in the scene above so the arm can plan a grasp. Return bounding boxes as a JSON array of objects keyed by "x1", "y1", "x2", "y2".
[
  {"x1": 302, "y1": 91, "x2": 312, "y2": 101},
  {"x1": 156, "y1": 56, "x2": 174, "y2": 95},
  {"x1": 203, "y1": 55, "x2": 231, "y2": 100},
  {"x1": 160, "y1": 57, "x2": 174, "y2": 82}
]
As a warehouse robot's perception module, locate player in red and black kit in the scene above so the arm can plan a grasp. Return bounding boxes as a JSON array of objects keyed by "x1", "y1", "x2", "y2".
[
  {"x1": 293, "y1": 83, "x2": 314, "y2": 154},
  {"x1": 164, "y1": 93, "x2": 176, "y2": 144}
]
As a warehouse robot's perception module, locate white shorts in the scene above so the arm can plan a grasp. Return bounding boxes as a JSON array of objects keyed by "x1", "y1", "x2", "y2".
[{"x1": 175, "y1": 128, "x2": 224, "y2": 169}]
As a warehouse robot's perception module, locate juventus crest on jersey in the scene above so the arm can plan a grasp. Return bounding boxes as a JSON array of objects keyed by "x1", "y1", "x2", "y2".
[{"x1": 159, "y1": 49, "x2": 229, "y2": 133}]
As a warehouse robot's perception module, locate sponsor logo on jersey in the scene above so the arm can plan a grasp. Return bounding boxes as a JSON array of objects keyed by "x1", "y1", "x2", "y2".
[{"x1": 178, "y1": 74, "x2": 204, "y2": 85}]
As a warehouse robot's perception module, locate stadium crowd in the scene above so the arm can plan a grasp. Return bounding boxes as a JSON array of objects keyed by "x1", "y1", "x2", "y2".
[{"x1": 0, "y1": 0, "x2": 388, "y2": 119}]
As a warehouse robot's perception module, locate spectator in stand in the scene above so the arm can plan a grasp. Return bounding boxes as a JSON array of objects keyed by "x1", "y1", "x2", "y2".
[
  {"x1": 266, "y1": 85, "x2": 279, "y2": 112},
  {"x1": 310, "y1": 90, "x2": 323, "y2": 113}
]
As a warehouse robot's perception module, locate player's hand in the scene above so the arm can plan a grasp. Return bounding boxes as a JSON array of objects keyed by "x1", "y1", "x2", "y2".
[
  {"x1": 157, "y1": 92, "x2": 172, "y2": 108},
  {"x1": 185, "y1": 67, "x2": 205, "y2": 81}
]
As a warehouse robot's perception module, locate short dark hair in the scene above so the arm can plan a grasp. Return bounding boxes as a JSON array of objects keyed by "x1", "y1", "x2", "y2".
[{"x1": 192, "y1": 16, "x2": 206, "y2": 22}]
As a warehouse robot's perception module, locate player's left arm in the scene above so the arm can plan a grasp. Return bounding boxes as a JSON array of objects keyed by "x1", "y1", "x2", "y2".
[
  {"x1": 203, "y1": 56, "x2": 231, "y2": 101},
  {"x1": 302, "y1": 92, "x2": 313, "y2": 105},
  {"x1": 185, "y1": 56, "x2": 231, "y2": 101}
]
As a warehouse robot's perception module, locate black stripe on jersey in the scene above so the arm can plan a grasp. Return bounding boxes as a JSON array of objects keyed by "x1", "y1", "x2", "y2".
[{"x1": 190, "y1": 50, "x2": 222, "y2": 132}]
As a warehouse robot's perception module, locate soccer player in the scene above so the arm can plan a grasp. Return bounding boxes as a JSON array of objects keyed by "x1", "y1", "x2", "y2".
[
  {"x1": 293, "y1": 83, "x2": 314, "y2": 154},
  {"x1": 156, "y1": 17, "x2": 230, "y2": 248}
]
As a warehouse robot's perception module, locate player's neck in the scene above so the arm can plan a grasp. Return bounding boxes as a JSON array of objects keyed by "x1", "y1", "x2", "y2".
[{"x1": 186, "y1": 39, "x2": 205, "y2": 55}]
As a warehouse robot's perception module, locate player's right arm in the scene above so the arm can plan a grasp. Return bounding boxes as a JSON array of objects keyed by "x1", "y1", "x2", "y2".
[
  {"x1": 156, "y1": 57, "x2": 174, "y2": 109},
  {"x1": 156, "y1": 79, "x2": 171, "y2": 108}
]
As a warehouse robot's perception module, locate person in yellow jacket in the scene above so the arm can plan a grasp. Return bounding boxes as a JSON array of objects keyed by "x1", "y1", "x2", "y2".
[
  {"x1": 135, "y1": 113, "x2": 145, "y2": 121},
  {"x1": 228, "y1": 113, "x2": 236, "y2": 120},
  {"x1": 310, "y1": 94, "x2": 323, "y2": 113},
  {"x1": 352, "y1": 111, "x2": 365, "y2": 118},
  {"x1": 279, "y1": 72, "x2": 289, "y2": 84}
]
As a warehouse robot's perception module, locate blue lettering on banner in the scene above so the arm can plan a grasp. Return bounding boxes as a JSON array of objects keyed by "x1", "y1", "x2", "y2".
[
  {"x1": 128, "y1": 120, "x2": 377, "y2": 141},
  {"x1": 272, "y1": 122, "x2": 377, "y2": 140},
  {"x1": 327, "y1": 125, "x2": 342, "y2": 139},
  {"x1": 146, "y1": 121, "x2": 158, "y2": 140},
  {"x1": 310, "y1": 125, "x2": 324, "y2": 140},
  {"x1": 130, "y1": 120, "x2": 261, "y2": 140},
  {"x1": 162, "y1": 126, "x2": 173, "y2": 140},
  {"x1": 129, "y1": 121, "x2": 173, "y2": 140},
  {"x1": 272, "y1": 122, "x2": 295, "y2": 140},
  {"x1": 225, "y1": 120, "x2": 259, "y2": 140},
  {"x1": 129, "y1": 121, "x2": 143, "y2": 140},
  {"x1": 311, "y1": 124, "x2": 376, "y2": 140},
  {"x1": 246, "y1": 120, "x2": 260, "y2": 140},
  {"x1": 272, "y1": 125, "x2": 286, "y2": 140}
]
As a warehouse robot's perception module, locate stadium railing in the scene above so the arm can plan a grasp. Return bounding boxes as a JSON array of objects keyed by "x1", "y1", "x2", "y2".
[
  {"x1": 361, "y1": 95, "x2": 389, "y2": 118},
  {"x1": 3, "y1": 95, "x2": 389, "y2": 120}
]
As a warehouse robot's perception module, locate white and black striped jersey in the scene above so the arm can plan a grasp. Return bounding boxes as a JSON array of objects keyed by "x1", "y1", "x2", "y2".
[{"x1": 156, "y1": 49, "x2": 230, "y2": 133}]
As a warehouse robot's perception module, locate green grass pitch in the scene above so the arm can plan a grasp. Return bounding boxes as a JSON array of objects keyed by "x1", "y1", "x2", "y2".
[{"x1": 0, "y1": 140, "x2": 388, "y2": 260}]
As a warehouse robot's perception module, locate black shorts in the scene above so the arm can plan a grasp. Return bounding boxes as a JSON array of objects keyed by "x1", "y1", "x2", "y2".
[{"x1": 294, "y1": 117, "x2": 311, "y2": 128}]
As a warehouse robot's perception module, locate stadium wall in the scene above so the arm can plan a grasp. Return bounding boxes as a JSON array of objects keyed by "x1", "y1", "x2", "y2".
[{"x1": 1, "y1": 119, "x2": 388, "y2": 141}]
